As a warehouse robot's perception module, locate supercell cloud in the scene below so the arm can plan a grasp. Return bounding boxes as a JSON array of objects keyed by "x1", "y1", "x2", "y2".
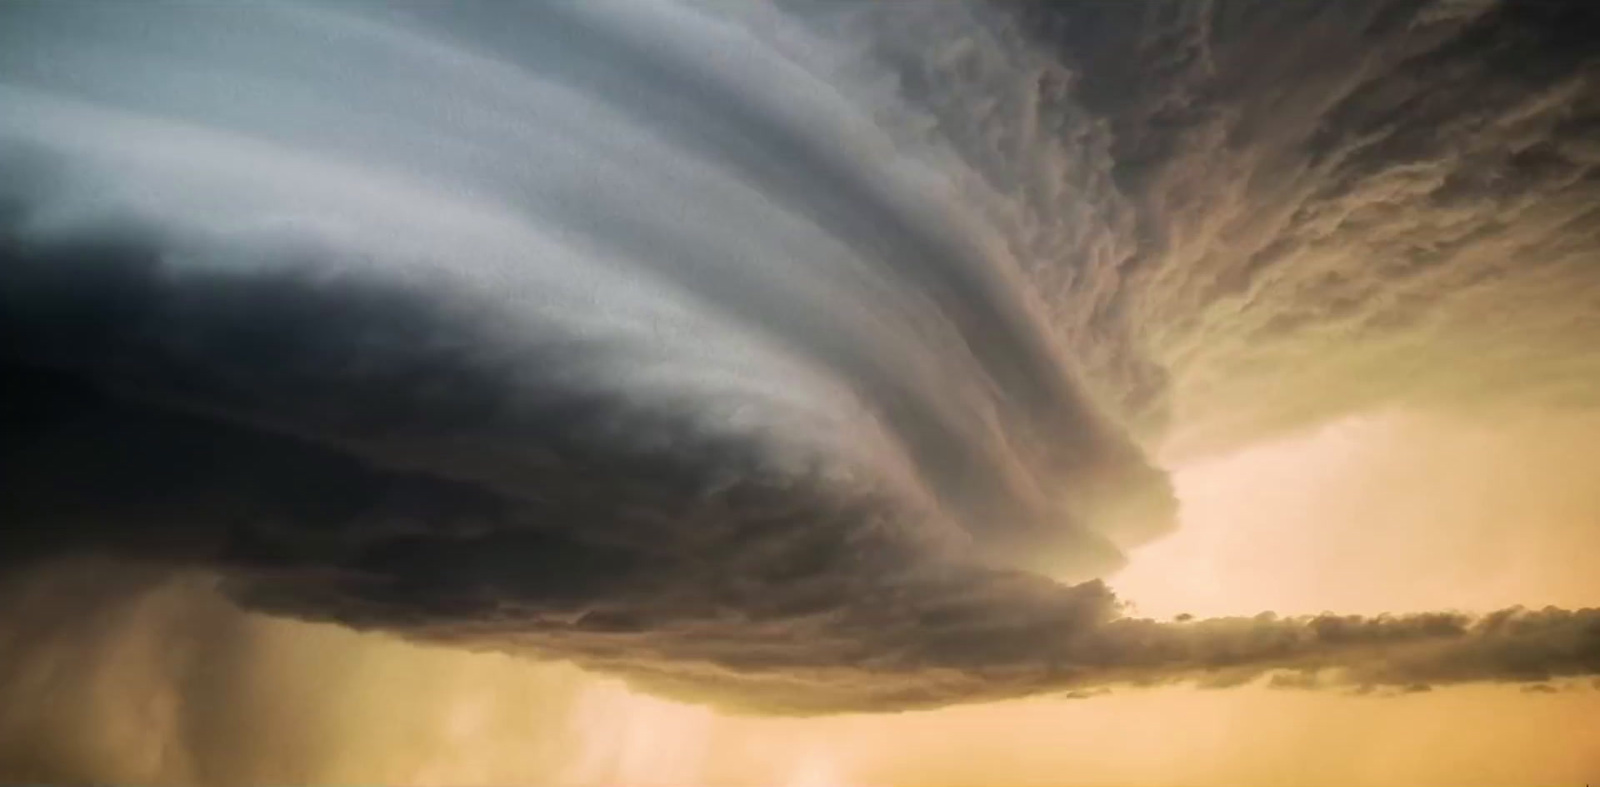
[{"x1": 1, "y1": 0, "x2": 1598, "y2": 714}]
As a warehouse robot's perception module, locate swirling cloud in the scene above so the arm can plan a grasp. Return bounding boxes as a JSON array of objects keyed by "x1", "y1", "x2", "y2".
[{"x1": 1, "y1": 0, "x2": 1597, "y2": 715}]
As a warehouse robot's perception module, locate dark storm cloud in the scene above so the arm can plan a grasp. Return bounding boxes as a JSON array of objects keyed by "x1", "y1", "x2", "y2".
[
  {"x1": 1030, "y1": 0, "x2": 1600, "y2": 456},
  {"x1": 822, "y1": 0, "x2": 1600, "y2": 455},
  {"x1": 2, "y1": 0, "x2": 1599, "y2": 717}
]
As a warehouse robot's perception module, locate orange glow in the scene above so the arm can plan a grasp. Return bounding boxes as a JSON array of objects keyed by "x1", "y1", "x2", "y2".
[{"x1": 4, "y1": 409, "x2": 1599, "y2": 786}]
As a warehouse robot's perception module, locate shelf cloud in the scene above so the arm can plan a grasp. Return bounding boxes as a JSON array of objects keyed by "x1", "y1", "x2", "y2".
[{"x1": 1, "y1": 0, "x2": 1597, "y2": 716}]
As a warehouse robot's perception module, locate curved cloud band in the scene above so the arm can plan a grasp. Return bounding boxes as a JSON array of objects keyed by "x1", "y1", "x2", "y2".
[{"x1": 1, "y1": 0, "x2": 1597, "y2": 713}]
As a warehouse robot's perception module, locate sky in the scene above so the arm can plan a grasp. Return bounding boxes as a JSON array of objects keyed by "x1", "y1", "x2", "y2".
[{"x1": 1, "y1": 0, "x2": 1598, "y2": 784}]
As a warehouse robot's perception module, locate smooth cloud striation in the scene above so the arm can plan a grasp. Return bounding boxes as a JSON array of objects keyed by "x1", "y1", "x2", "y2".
[{"x1": 1, "y1": 0, "x2": 1598, "y2": 714}]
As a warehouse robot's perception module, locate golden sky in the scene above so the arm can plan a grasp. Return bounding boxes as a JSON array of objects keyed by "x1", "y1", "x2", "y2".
[{"x1": 4, "y1": 407, "x2": 1595, "y2": 786}]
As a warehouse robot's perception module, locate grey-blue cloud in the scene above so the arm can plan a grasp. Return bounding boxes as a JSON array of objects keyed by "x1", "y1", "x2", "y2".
[{"x1": 0, "y1": 0, "x2": 1598, "y2": 715}]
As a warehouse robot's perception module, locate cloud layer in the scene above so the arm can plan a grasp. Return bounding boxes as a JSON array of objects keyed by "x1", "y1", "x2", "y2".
[{"x1": 1, "y1": 0, "x2": 1598, "y2": 715}]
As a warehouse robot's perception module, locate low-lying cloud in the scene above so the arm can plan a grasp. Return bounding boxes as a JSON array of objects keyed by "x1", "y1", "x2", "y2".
[{"x1": 1, "y1": 0, "x2": 1598, "y2": 720}]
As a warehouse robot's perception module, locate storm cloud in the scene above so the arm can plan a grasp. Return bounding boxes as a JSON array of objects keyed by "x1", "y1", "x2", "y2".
[{"x1": 2, "y1": 0, "x2": 1599, "y2": 716}]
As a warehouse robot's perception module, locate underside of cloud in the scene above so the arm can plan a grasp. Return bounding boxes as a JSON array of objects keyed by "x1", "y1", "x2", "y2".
[{"x1": 1, "y1": 0, "x2": 1598, "y2": 714}]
